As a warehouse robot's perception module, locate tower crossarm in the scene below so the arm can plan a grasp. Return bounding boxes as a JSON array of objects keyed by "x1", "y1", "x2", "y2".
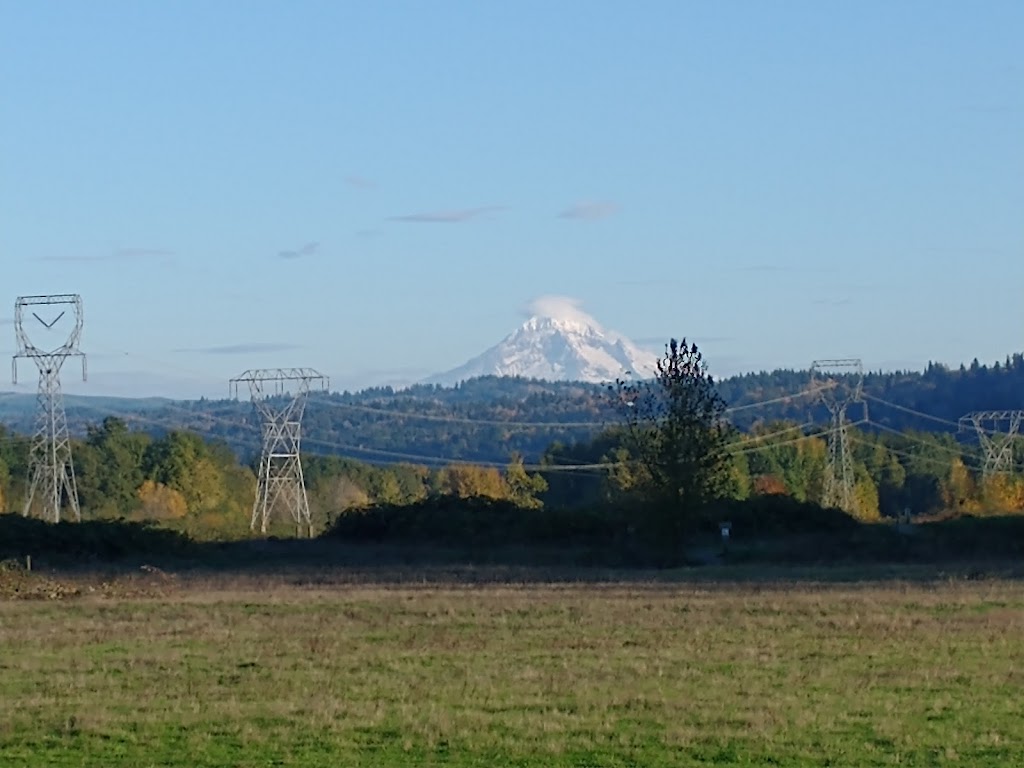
[
  {"x1": 13, "y1": 294, "x2": 85, "y2": 360},
  {"x1": 958, "y1": 411, "x2": 1024, "y2": 477},
  {"x1": 229, "y1": 368, "x2": 329, "y2": 399},
  {"x1": 958, "y1": 411, "x2": 1024, "y2": 430},
  {"x1": 810, "y1": 358, "x2": 864, "y2": 409}
]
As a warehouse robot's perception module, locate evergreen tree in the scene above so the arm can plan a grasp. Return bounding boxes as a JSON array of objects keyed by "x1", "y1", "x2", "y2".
[{"x1": 611, "y1": 339, "x2": 730, "y2": 560}]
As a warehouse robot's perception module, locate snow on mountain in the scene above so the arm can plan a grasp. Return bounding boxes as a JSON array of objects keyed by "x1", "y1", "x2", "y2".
[{"x1": 425, "y1": 297, "x2": 657, "y2": 385}]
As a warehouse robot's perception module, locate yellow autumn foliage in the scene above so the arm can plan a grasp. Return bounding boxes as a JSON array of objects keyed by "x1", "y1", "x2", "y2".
[
  {"x1": 135, "y1": 480, "x2": 188, "y2": 521},
  {"x1": 980, "y1": 474, "x2": 1024, "y2": 514}
]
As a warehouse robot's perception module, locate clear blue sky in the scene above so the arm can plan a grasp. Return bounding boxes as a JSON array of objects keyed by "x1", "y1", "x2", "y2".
[{"x1": 1, "y1": 1, "x2": 1021, "y2": 398}]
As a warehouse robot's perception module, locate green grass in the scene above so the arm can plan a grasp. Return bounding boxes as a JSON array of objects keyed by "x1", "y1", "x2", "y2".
[{"x1": 2, "y1": 568, "x2": 1024, "y2": 766}]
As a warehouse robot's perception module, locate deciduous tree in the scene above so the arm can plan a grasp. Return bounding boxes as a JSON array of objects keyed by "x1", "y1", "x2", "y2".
[{"x1": 505, "y1": 454, "x2": 548, "y2": 509}]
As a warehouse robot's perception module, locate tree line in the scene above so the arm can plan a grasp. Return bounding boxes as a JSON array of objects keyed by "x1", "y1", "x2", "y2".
[
  {"x1": 4, "y1": 353, "x2": 1021, "y2": 469},
  {"x1": 98, "y1": 353, "x2": 1024, "y2": 463},
  {"x1": 0, "y1": 342, "x2": 1022, "y2": 557},
  {"x1": 0, "y1": 419, "x2": 550, "y2": 539}
]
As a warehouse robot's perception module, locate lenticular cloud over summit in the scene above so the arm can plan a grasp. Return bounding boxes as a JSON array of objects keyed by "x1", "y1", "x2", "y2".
[
  {"x1": 523, "y1": 295, "x2": 596, "y2": 327},
  {"x1": 425, "y1": 296, "x2": 657, "y2": 385}
]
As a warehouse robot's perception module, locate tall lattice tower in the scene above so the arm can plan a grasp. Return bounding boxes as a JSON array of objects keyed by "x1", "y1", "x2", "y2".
[
  {"x1": 230, "y1": 368, "x2": 328, "y2": 537},
  {"x1": 12, "y1": 294, "x2": 87, "y2": 522},
  {"x1": 810, "y1": 359, "x2": 864, "y2": 514}
]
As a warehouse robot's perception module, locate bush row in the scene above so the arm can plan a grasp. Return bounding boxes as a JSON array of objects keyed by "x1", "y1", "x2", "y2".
[
  {"x1": 324, "y1": 494, "x2": 865, "y2": 548},
  {"x1": 0, "y1": 514, "x2": 194, "y2": 561}
]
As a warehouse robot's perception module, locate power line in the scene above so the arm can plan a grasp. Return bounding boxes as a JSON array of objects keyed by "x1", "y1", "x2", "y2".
[
  {"x1": 729, "y1": 422, "x2": 864, "y2": 456},
  {"x1": 69, "y1": 340, "x2": 827, "y2": 428},
  {"x1": 723, "y1": 387, "x2": 826, "y2": 414},
  {"x1": 864, "y1": 419, "x2": 975, "y2": 460},
  {"x1": 861, "y1": 394, "x2": 963, "y2": 430},
  {"x1": 52, "y1": 392, "x2": 843, "y2": 473},
  {"x1": 11, "y1": 362, "x2": 1002, "y2": 481},
  {"x1": 733, "y1": 421, "x2": 817, "y2": 447},
  {"x1": 846, "y1": 434, "x2": 961, "y2": 473},
  {"x1": 310, "y1": 398, "x2": 608, "y2": 429},
  {"x1": 311, "y1": 386, "x2": 825, "y2": 428}
]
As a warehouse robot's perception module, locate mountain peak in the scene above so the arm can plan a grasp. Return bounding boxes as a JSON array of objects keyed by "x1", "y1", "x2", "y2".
[
  {"x1": 518, "y1": 313, "x2": 600, "y2": 337},
  {"x1": 425, "y1": 297, "x2": 657, "y2": 385}
]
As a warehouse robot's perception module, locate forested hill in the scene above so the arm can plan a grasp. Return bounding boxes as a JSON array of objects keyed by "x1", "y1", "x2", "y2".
[
  {"x1": 2, "y1": 355, "x2": 1023, "y2": 465},
  {"x1": 717, "y1": 354, "x2": 1024, "y2": 431}
]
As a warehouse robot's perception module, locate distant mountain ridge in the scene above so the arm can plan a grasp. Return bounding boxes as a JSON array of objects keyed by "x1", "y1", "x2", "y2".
[
  {"x1": 1, "y1": 354, "x2": 1023, "y2": 466},
  {"x1": 425, "y1": 308, "x2": 657, "y2": 385}
]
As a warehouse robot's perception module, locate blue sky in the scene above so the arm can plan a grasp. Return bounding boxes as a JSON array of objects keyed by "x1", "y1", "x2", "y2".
[{"x1": 1, "y1": 1, "x2": 1021, "y2": 398}]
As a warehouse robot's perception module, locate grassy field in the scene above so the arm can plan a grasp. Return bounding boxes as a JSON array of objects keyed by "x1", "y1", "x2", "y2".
[{"x1": 1, "y1": 565, "x2": 1023, "y2": 766}]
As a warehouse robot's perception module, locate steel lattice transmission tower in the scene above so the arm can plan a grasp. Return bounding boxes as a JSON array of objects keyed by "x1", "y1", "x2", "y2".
[
  {"x1": 811, "y1": 359, "x2": 864, "y2": 513},
  {"x1": 12, "y1": 294, "x2": 87, "y2": 522},
  {"x1": 958, "y1": 411, "x2": 1024, "y2": 478},
  {"x1": 230, "y1": 368, "x2": 328, "y2": 537}
]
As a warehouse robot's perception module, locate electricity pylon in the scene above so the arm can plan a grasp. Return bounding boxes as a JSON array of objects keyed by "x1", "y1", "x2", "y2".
[
  {"x1": 12, "y1": 294, "x2": 87, "y2": 522},
  {"x1": 230, "y1": 368, "x2": 328, "y2": 537},
  {"x1": 811, "y1": 359, "x2": 864, "y2": 513},
  {"x1": 957, "y1": 411, "x2": 1024, "y2": 478}
]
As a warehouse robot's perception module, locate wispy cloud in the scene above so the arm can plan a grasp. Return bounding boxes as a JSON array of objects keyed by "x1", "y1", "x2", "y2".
[
  {"x1": 559, "y1": 201, "x2": 619, "y2": 221},
  {"x1": 277, "y1": 242, "x2": 319, "y2": 260},
  {"x1": 177, "y1": 342, "x2": 304, "y2": 356},
  {"x1": 344, "y1": 175, "x2": 376, "y2": 190},
  {"x1": 389, "y1": 206, "x2": 504, "y2": 223},
  {"x1": 38, "y1": 247, "x2": 173, "y2": 263}
]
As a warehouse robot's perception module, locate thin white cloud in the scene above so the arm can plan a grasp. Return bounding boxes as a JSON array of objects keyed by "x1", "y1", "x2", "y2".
[
  {"x1": 558, "y1": 201, "x2": 619, "y2": 221},
  {"x1": 389, "y1": 206, "x2": 504, "y2": 223}
]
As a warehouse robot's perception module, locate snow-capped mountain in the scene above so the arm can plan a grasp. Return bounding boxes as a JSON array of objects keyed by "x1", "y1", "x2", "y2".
[{"x1": 425, "y1": 300, "x2": 657, "y2": 385}]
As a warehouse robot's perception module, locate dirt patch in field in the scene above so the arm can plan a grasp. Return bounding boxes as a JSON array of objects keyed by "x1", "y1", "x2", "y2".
[{"x1": 0, "y1": 559, "x2": 179, "y2": 600}]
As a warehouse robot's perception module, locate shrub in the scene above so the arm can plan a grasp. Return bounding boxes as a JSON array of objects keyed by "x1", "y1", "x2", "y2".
[
  {"x1": 323, "y1": 495, "x2": 625, "y2": 549},
  {"x1": 0, "y1": 514, "x2": 195, "y2": 561}
]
